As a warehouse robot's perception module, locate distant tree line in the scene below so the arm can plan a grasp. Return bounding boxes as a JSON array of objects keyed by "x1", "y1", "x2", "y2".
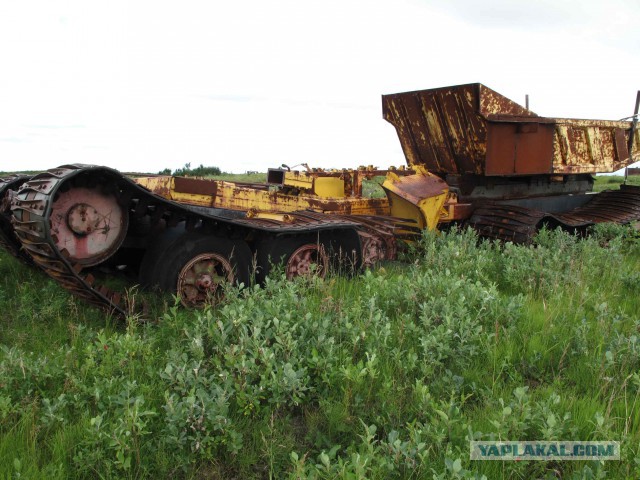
[{"x1": 158, "y1": 163, "x2": 221, "y2": 176}]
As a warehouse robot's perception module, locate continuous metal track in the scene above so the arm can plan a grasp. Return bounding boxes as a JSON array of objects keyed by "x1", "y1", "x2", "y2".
[
  {"x1": 549, "y1": 185, "x2": 640, "y2": 227},
  {"x1": 9, "y1": 165, "x2": 408, "y2": 316},
  {"x1": 0, "y1": 174, "x2": 33, "y2": 262},
  {"x1": 467, "y1": 204, "x2": 544, "y2": 243},
  {"x1": 469, "y1": 185, "x2": 640, "y2": 243}
]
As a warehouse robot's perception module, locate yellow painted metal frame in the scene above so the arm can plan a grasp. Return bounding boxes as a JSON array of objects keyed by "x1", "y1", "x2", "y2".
[
  {"x1": 134, "y1": 165, "x2": 450, "y2": 232},
  {"x1": 382, "y1": 166, "x2": 449, "y2": 230},
  {"x1": 135, "y1": 175, "x2": 390, "y2": 215}
]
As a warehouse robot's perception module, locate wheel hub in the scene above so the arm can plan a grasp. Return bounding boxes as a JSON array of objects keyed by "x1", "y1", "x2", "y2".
[
  {"x1": 67, "y1": 203, "x2": 101, "y2": 235},
  {"x1": 286, "y1": 244, "x2": 328, "y2": 279},
  {"x1": 50, "y1": 186, "x2": 127, "y2": 266},
  {"x1": 177, "y1": 253, "x2": 235, "y2": 307},
  {"x1": 196, "y1": 274, "x2": 214, "y2": 290}
]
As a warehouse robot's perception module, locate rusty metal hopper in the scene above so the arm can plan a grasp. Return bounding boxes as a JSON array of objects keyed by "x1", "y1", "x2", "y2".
[{"x1": 383, "y1": 83, "x2": 640, "y2": 176}]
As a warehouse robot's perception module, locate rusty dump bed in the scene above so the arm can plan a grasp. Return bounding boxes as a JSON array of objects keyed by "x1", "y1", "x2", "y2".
[{"x1": 383, "y1": 83, "x2": 640, "y2": 176}]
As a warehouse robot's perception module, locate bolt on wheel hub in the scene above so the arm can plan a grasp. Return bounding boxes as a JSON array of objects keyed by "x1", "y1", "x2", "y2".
[
  {"x1": 67, "y1": 203, "x2": 101, "y2": 235},
  {"x1": 177, "y1": 253, "x2": 234, "y2": 307},
  {"x1": 50, "y1": 187, "x2": 128, "y2": 266},
  {"x1": 286, "y1": 244, "x2": 328, "y2": 279}
]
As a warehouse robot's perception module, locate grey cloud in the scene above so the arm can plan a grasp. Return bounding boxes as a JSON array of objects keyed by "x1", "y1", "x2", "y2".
[
  {"x1": 418, "y1": 0, "x2": 639, "y2": 54},
  {"x1": 0, "y1": 137, "x2": 30, "y2": 143},
  {"x1": 197, "y1": 93, "x2": 371, "y2": 110},
  {"x1": 82, "y1": 145, "x2": 109, "y2": 150},
  {"x1": 422, "y1": 0, "x2": 638, "y2": 32},
  {"x1": 24, "y1": 124, "x2": 86, "y2": 130},
  {"x1": 197, "y1": 94, "x2": 261, "y2": 103}
]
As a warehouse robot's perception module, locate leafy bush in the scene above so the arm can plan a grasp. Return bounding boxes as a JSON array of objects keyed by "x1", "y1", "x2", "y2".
[
  {"x1": 0, "y1": 225, "x2": 639, "y2": 478},
  {"x1": 158, "y1": 162, "x2": 222, "y2": 177}
]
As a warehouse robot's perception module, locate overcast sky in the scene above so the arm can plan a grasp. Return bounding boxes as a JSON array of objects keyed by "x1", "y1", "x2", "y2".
[{"x1": 0, "y1": 0, "x2": 638, "y2": 174}]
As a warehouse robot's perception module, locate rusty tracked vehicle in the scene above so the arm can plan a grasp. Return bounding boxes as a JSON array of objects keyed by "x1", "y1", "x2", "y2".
[
  {"x1": 2, "y1": 164, "x2": 448, "y2": 315},
  {"x1": 383, "y1": 83, "x2": 640, "y2": 241},
  {"x1": 0, "y1": 83, "x2": 639, "y2": 315}
]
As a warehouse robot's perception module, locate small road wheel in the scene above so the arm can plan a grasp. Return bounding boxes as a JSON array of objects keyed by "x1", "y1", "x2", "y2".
[{"x1": 145, "y1": 231, "x2": 251, "y2": 307}]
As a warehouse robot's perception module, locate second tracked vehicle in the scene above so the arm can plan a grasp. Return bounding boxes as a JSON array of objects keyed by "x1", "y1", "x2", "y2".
[{"x1": 383, "y1": 83, "x2": 640, "y2": 241}]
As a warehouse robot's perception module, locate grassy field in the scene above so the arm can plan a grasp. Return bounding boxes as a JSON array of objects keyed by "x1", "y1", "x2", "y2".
[
  {"x1": 0, "y1": 223, "x2": 639, "y2": 479},
  {"x1": 593, "y1": 175, "x2": 640, "y2": 192}
]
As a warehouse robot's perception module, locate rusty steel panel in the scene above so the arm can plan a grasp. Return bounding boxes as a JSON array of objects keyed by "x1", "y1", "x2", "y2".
[
  {"x1": 383, "y1": 83, "x2": 537, "y2": 176},
  {"x1": 477, "y1": 84, "x2": 533, "y2": 117},
  {"x1": 383, "y1": 83, "x2": 640, "y2": 176},
  {"x1": 173, "y1": 176, "x2": 218, "y2": 196},
  {"x1": 551, "y1": 120, "x2": 639, "y2": 174},
  {"x1": 486, "y1": 122, "x2": 555, "y2": 175}
]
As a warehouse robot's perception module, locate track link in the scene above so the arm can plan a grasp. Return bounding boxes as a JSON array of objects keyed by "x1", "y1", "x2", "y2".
[
  {"x1": 549, "y1": 185, "x2": 640, "y2": 227},
  {"x1": 0, "y1": 174, "x2": 33, "y2": 263}
]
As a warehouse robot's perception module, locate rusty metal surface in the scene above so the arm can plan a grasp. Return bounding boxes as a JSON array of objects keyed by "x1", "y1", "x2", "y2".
[
  {"x1": 49, "y1": 186, "x2": 128, "y2": 266},
  {"x1": 357, "y1": 231, "x2": 387, "y2": 268},
  {"x1": 383, "y1": 83, "x2": 639, "y2": 176},
  {"x1": 8, "y1": 163, "x2": 638, "y2": 317},
  {"x1": 468, "y1": 185, "x2": 640, "y2": 242},
  {"x1": 135, "y1": 174, "x2": 392, "y2": 215},
  {"x1": 284, "y1": 244, "x2": 329, "y2": 279},
  {"x1": 477, "y1": 84, "x2": 534, "y2": 117},
  {"x1": 551, "y1": 120, "x2": 638, "y2": 174},
  {"x1": 467, "y1": 204, "x2": 544, "y2": 243},
  {"x1": 173, "y1": 176, "x2": 219, "y2": 196},
  {"x1": 177, "y1": 252, "x2": 233, "y2": 307},
  {"x1": 351, "y1": 216, "x2": 401, "y2": 261},
  {"x1": 11, "y1": 166, "x2": 130, "y2": 315},
  {"x1": 0, "y1": 174, "x2": 33, "y2": 262},
  {"x1": 383, "y1": 169, "x2": 448, "y2": 205},
  {"x1": 383, "y1": 83, "x2": 536, "y2": 175},
  {"x1": 486, "y1": 122, "x2": 555, "y2": 175},
  {"x1": 381, "y1": 167, "x2": 449, "y2": 230},
  {"x1": 548, "y1": 185, "x2": 640, "y2": 226}
]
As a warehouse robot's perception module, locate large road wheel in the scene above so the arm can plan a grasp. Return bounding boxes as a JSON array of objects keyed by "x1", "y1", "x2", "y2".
[
  {"x1": 256, "y1": 235, "x2": 329, "y2": 283},
  {"x1": 49, "y1": 184, "x2": 128, "y2": 266},
  {"x1": 146, "y1": 231, "x2": 251, "y2": 307}
]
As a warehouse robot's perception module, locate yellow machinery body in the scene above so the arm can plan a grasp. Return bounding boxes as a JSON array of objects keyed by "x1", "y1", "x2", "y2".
[{"x1": 134, "y1": 164, "x2": 451, "y2": 234}]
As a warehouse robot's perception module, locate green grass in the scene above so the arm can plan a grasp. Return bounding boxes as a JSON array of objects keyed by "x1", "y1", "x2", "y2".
[
  {"x1": 210, "y1": 172, "x2": 268, "y2": 183},
  {"x1": 0, "y1": 170, "x2": 42, "y2": 176},
  {"x1": 1, "y1": 226, "x2": 640, "y2": 479},
  {"x1": 593, "y1": 175, "x2": 640, "y2": 192}
]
